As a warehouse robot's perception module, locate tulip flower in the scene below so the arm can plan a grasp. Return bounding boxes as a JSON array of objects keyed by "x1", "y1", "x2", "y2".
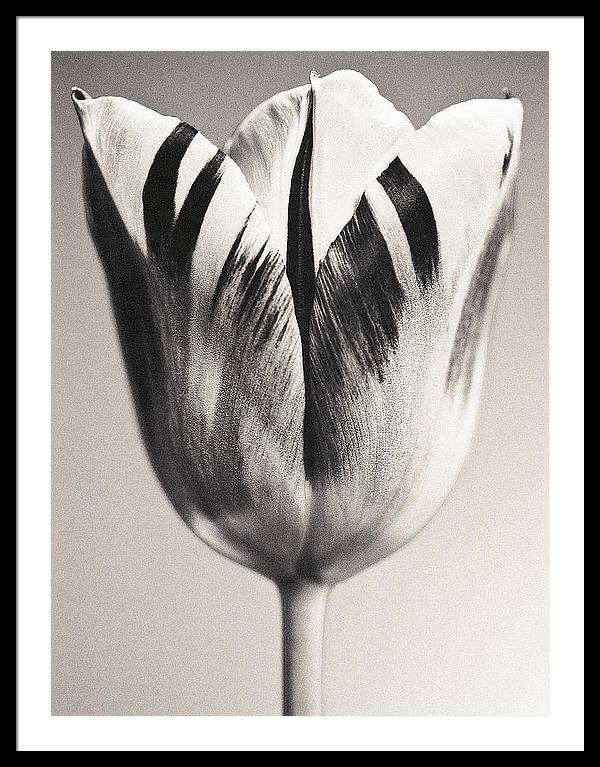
[{"x1": 72, "y1": 70, "x2": 523, "y2": 715}]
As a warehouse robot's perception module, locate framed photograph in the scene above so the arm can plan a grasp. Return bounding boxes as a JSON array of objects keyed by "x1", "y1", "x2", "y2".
[{"x1": 17, "y1": 15, "x2": 584, "y2": 752}]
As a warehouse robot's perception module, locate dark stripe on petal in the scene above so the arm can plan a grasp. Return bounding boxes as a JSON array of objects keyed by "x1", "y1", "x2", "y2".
[
  {"x1": 285, "y1": 90, "x2": 318, "y2": 477},
  {"x1": 167, "y1": 149, "x2": 227, "y2": 287},
  {"x1": 377, "y1": 157, "x2": 439, "y2": 290},
  {"x1": 306, "y1": 194, "x2": 406, "y2": 479},
  {"x1": 142, "y1": 122, "x2": 198, "y2": 258},
  {"x1": 209, "y1": 228, "x2": 298, "y2": 379},
  {"x1": 210, "y1": 210, "x2": 254, "y2": 319},
  {"x1": 501, "y1": 127, "x2": 514, "y2": 185},
  {"x1": 286, "y1": 89, "x2": 315, "y2": 370},
  {"x1": 446, "y1": 189, "x2": 516, "y2": 394}
]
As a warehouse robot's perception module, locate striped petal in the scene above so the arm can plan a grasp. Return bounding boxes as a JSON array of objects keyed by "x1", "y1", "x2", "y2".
[
  {"x1": 298, "y1": 90, "x2": 523, "y2": 581},
  {"x1": 73, "y1": 89, "x2": 307, "y2": 580}
]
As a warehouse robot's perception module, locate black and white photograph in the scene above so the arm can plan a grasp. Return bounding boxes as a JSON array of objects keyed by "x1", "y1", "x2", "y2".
[{"x1": 17, "y1": 16, "x2": 584, "y2": 752}]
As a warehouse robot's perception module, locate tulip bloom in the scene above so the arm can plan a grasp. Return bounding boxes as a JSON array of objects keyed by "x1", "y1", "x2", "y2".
[{"x1": 72, "y1": 70, "x2": 523, "y2": 715}]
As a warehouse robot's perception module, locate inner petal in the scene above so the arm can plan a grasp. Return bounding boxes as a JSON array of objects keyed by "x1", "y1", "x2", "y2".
[{"x1": 223, "y1": 83, "x2": 311, "y2": 257}]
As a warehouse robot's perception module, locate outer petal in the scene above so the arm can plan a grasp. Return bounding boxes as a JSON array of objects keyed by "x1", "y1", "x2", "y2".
[
  {"x1": 299, "y1": 92, "x2": 523, "y2": 581},
  {"x1": 73, "y1": 89, "x2": 307, "y2": 580},
  {"x1": 390, "y1": 97, "x2": 524, "y2": 292},
  {"x1": 309, "y1": 70, "x2": 415, "y2": 268}
]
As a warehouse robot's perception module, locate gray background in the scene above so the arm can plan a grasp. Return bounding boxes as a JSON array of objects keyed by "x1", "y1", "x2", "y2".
[{"x1": 52, "y1": 51, "x2": 548, "y2": 716}]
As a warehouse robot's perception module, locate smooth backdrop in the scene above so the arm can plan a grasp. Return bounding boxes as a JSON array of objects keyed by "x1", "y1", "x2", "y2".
[{"x1": 52, "y1": 51, "x2": 548, "y2": 716}]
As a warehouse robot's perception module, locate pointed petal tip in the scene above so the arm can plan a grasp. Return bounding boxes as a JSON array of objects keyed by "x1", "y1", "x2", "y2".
[
  {"x1": 71, "y1": 87, "x2": 92, "y2": 133},
  {"x1": 502, "y1": 87, "x2": 524, "y2": 120},
  {"x1": 464, "y1": 90, "x2": 524, "y2": 131},
  {"x1": 71, "y1": 86, "x2": 92, "y2": 104},
  {"x1": 71, "y1": 88, "x2": 94, "y2": 131},
  {"x1": 505, "y1": 92, "x2": 524, "y2": 127}
]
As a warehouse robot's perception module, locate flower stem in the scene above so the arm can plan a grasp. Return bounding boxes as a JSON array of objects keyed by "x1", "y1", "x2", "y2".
[{"x1": 278, "y1": 579, "x2": 330, "y2": 716}]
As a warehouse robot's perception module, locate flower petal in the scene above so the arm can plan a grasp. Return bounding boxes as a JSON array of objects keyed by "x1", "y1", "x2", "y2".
[
  {"x1": 309, "y1": 70, "x2": 415, "y2": 268},
  {"x1": 74, "y1": 90, "x2": 308, "y2": 579},
  {"x1": 224, "y1": 82, "x2": 311, "y2": 257},
  {"x1": 297, "y1": 94, "x2": 523, "y2": 580},
  {"x1": 389, "y1": 96, "x2": 524, "y2": 291}
]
